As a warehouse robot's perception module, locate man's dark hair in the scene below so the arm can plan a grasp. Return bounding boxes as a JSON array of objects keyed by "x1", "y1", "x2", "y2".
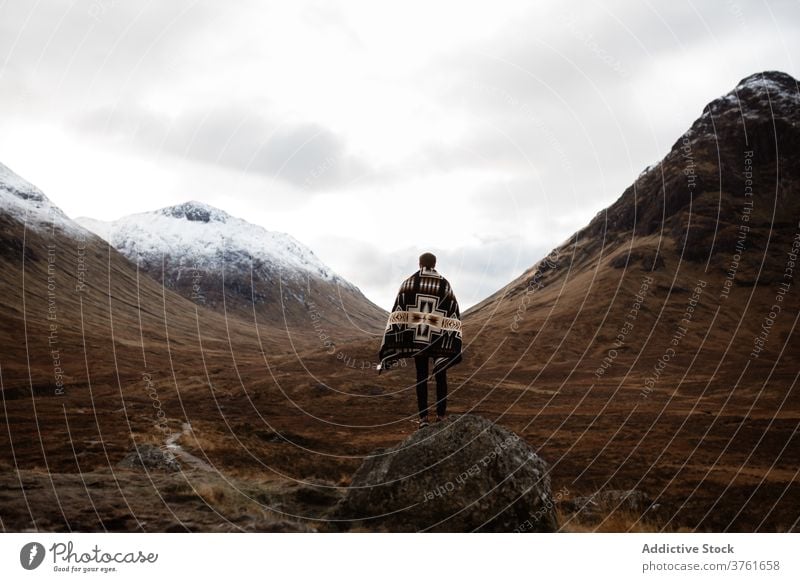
[{"x1": 419, "y1": 252, "x2": 437, "y2": 269}]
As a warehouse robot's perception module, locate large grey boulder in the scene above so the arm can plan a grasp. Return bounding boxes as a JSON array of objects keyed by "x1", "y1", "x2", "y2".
[{"x1": 332, "y1": 414, "x2": 558, "y2": 532}]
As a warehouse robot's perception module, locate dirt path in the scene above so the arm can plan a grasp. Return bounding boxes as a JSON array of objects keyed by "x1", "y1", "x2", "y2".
[{"x1": 165, "y1": 423, "x2": 215, "y2": 472}]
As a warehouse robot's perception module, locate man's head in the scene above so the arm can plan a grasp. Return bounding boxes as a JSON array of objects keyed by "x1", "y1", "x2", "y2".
[{"x1": 419, "y1": 252, "x2": 437, "y2": 269}]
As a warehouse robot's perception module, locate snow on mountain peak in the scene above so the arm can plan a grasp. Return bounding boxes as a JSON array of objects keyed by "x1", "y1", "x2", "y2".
[
  {"x1": 157, "y1": 200, "x2": 231, "y2": 224},
  {"x1": 734, "y1": 70, "x2": 799, "y2": 96},
  {"x1": 0, "y1": 161, "x2": 45, "y2": 203},
  {"x1": 697, "y1": 70, "x2": 800, "y2": 125},
  {"x1": 77, "y1": 201, "x2": 347, "y2": 285},
  {"x1": 0, "y1": 161, "x2": 77, "y2": 233}
]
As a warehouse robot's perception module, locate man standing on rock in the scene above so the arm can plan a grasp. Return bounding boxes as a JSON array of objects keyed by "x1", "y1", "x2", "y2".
[{"x1": 378, "y1": 252, "x2": 463, "y2": 428}]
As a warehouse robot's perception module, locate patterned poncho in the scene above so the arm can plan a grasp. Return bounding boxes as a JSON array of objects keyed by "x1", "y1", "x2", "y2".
[{"x1": 378, "y1": 267, "x2": 463, "y2": 374}]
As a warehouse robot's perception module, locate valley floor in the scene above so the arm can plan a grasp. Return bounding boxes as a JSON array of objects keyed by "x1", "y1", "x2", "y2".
[{"x1": 2, "y1": 346, "x2": 797, "y2": 532}]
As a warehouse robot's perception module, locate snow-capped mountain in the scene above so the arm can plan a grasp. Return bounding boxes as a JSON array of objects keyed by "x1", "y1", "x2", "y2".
[
  {"x1": 77, "y1": 201, "x2": 347, "y2": 285},
  {"x1": 0, "y1": 158, "x2": 384, "y2": 338},
  {"x1": 0, "y1": 162, "x2": 81, "y2": 236},
  {"x1": 77, "y1": 201, "x2": 385, "y2": 328}
]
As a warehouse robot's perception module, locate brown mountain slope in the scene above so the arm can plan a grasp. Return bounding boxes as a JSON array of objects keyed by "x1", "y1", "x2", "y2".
[
  {"x1": 454, "y1": 70, "x2": 800, "y2": 531},
  {"x1": 465, "y1": 70, "x2": 800, "y2": 379}
]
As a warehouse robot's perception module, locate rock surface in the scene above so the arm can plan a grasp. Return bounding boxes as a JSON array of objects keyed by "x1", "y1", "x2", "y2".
[
  {"x1": 118, "y1": 444, "x2": 181, "y2": 472},
  {"x1": 333, "y1": 414, "x2": 557, "y2": 532}
]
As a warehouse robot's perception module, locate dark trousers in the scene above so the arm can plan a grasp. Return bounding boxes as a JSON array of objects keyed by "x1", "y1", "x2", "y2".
[{"x1": 414, "y1": 356, "x2": 447, "y2": 419}]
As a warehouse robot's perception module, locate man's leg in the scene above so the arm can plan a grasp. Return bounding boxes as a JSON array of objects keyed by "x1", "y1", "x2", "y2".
[
  {"x1": 414, "y1": 356, "x2": 430, "y2": 420},
  {"x1": 434, "y1": 368, "x2": 448, "y2": 419}
]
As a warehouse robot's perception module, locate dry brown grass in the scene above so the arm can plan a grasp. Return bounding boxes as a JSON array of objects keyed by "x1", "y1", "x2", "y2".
[
  {"x1": 555, "y1": 501, "x2": 685, "y2": 533},
  {"x1": 155, "y1": 472, "x2": 317, "y2": 531}
]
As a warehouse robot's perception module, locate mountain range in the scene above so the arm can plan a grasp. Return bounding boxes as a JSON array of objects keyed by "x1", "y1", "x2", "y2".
[{"x1": 75, "y1": 201, "x2": 385, "y2": 330}]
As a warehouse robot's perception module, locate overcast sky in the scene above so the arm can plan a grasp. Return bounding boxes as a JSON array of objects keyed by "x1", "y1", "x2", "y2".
[{"x1": 1, "y1": 1, "x2": 798, "y2": 309}]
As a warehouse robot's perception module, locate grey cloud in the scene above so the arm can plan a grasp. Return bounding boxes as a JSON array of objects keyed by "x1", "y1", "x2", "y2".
[
  {"x1": 72, "y1": 105, "x2": 370, "y2": 191},
  {"x1": 392, "y1": 1, "x2": 800, "y2": 221},
  {"x1": 420, "y1": 0, "x2": 800, "y2": 175},
  {"x1": 167, "y1": 111, "x2": 368, "y2": 190},
  {"x1": 3, "y1": 0, "x2": 373, "y2": 191}
]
